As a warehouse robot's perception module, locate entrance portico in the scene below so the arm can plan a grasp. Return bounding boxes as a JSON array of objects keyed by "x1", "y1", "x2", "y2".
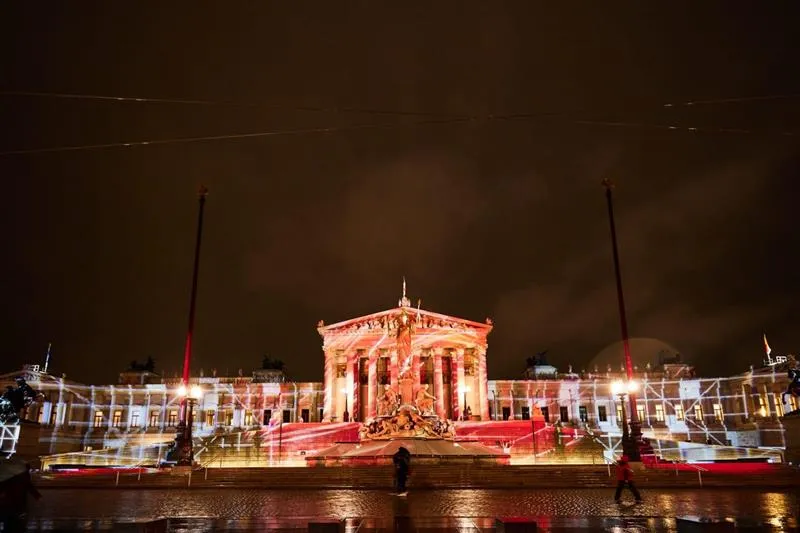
[{"x1": 317, "y1": 287, "x2": 492, "y2": 423}]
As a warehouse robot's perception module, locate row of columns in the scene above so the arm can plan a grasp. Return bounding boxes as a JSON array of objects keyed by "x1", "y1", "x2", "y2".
[{"x1": 324, "y1": 345, "x2": 488, "y2": 422}]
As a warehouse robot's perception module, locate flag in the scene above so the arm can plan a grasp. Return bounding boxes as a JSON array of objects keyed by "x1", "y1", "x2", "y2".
[{"x1": 763, "y1": 334, "x2": 771, "y2": 356}]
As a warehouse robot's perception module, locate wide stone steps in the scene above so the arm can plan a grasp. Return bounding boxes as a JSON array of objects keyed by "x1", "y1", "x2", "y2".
[{"x1": 36, "y1": 464, "x2": 800, "y2": 490}]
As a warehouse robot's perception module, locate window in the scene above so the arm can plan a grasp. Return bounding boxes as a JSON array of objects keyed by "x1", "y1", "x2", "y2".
[
  {"x1": 301, "y1": 409, "x2": 310, "y2": 423},
  {"x1": 693, "y1": 404, "x2": 703, "y2": 421},
  {"x1": 616, "y1": 405, "x2": 623, "y2": 423},
  {"x1": 636, "y1": 404, "x2": 645, "y2": 422},
  {"x1": 244, "y1": 411, "x2": 254, "y2": 426},
  {"x1": 502, "y1": 406, "x2": 511, "y2": 421},
  {"x1": 225, "y1": 411, "x2": 233, "y2": 425},
  {"x1": 206, "y1": 411, "x2": 215, "y2": 426},
  {"x1": 598, "y1": 405, "x2": 607, "y2": 422},
  {"x1": 713, "y1": 404, "x2": 724, "y2": 423},
  {"x1": 377, "y1": 357, "x2": 390, "y2": 385},
  {"x1": 49, "y1": 408, "x2": 57, "y2": 426},
  {"x1": 318, "y1": 408, "x2": 324, "y2": 422},
  {"x1": 130, "y1": 412, "x2": 140, "y2": 428},
  {"x1": 263, "y1": 409, "x2": 272, "y2": 425},
  {"x1": 655, "y1": 405, "x2": 664, "y2": 422},
  {"x1": 674, "y1": 404, "x2": 684, "y2": 421},
  {"x1": 541, "y1": 406, "x2": 549, "y2": 423},
  {"x1": 112, "y1": 410, "x2": 122, "y2": 428},
  {"x1": 167, "y1": 410, "x2": 178, "y2": 427},
  {"x1": 282, "y1": 410, "x2": 290, "y2": 423},
  {"x1": 149, "y1": 411, "x2": 159, "y2": 427},
  {"x1": 579, "y1": 406, "x2": 588, "y2": 423},
  {"x1": 757, "y1": 395, "x2": 768, "y2": 417},
  {"x1": 521, "y1": 406, "x2": 530, "y2": 420},
  {"x1": 559, "y1": 406, "x2": 569, "y2": 422},
  {"x1": 775, "y1": 399, "x2": 784, "y2": 417},
  {"x1": 93, "y1": 410, "x2": 103, "y2": 428}
]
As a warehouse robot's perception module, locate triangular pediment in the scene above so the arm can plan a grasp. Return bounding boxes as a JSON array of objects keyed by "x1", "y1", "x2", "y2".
[
  {"x1": 317, "y1": 306, "x2": 492, "y2": 336},
  {"x1": 0, "y1": 368, "x2": 84, "y2": 387}
]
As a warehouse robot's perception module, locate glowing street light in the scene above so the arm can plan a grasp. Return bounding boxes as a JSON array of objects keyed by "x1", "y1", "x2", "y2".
[
  {"x1": 611, "y1": 379, "x2": 639, "y2": 460},
  {"x1": 173, "y1": 384, "x2": 203, "y2": 466}
]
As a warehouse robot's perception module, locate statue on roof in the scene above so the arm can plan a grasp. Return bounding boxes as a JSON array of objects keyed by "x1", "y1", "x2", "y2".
[
  {"x1": 0, "y1": 377, "x2": 41, "y2": 425},
  {"x1": 398, "y1": 277, "x2": 411, "y2": 307},
  {"x1": 781, "y1": 355, "x2": 800, "y2": 415}
]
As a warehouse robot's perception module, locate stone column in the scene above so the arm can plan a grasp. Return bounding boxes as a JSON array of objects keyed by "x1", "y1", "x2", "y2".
[
  {"x1": 368, "y1": 356, "x2": 378, "y2": 418},
  {"x1": 478, "y1": 346, "x2": 490, "y2": 420},
  {"x1": 451, "y1": 349, "x2": 464, "y2": 420},
  {"x1": 345, "y1": 351, "x2": 357, "y2": 421},
  {"x1": 433, "y1": 348, "x2": 445, "y2": 418},
  {"x1": 322, "y1": 348, "x2": 335, "y2": 422}
]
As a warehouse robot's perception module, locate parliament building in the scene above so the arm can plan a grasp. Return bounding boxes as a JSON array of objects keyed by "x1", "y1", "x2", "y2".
[{"x1": 1, "y1": 289, "x2": 795, "y2": 464}]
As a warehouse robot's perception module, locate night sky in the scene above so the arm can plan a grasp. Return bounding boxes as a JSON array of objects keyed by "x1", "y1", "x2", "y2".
[{"x1": 2, "y1": 4, "x2": 798, "y2": 384}]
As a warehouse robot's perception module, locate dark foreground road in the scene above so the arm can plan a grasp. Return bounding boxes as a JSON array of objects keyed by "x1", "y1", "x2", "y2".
[{"x1": 30, "y1": 487, "x2": 798, "y2": 520}]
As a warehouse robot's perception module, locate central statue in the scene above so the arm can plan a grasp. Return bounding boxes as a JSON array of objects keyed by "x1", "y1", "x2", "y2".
[{"x1": 395, "y1": 309, "x2": 414, "y2": 380}]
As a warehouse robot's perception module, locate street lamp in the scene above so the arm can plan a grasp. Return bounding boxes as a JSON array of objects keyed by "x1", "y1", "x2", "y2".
[
  {"x1": 341, "y1": 387, "x2": 349, "y2": 422},
  {"x1": 602, "y1": 179, "x2": 643, "y2": 459},
  {"x1": 459, "y1": 385, "x2": 470, "y2": 420},
  {"x1": 175, "y1": 384, "x2": 202, "y2": 466},
  {"x1": 611, "y1": 379, "x2": 640, "y2": 460}
]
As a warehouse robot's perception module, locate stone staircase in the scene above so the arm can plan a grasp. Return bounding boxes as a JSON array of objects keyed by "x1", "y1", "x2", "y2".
[{"x1": 36, "y1": 463, "x2": 800, "y2": 490}]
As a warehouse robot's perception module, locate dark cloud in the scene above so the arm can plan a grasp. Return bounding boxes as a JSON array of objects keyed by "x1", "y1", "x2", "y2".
[{"x1": 1, "y1": 3, "x2": 798, "y2": 384}]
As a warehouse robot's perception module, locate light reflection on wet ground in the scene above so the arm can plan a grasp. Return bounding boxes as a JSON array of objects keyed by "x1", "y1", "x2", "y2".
[{"x1": 31, "y1": 488, "x2": 798, "y2": 521}]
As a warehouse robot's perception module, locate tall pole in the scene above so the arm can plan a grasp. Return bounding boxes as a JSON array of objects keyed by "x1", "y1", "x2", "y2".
[
  {"x1": 602, "y1": 179, "x2": 641, "y2": 459},
  {"x1": 181, "y1": 186, "x2": 208, "y2": 417},
  {"x1": 171, "y1": 186, "x2": 208, "y2": 468}
]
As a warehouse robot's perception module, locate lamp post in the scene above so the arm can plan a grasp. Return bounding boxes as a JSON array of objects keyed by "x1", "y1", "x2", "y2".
[
  {"x1": 175, "y1": 384, "x2": 202, "y2": 466},
  {"x1": 341, "y1": 387, "x2": 349, "y2": 423},
  {"x1": 611, "y1": 379, "x2": 640, "y2": 460},
  {"x1": 172, "y1": 186, "x2": 208, "y2": 465},
  {"x1": 602, "y1": 178, "x2": 642, "y2": 459}
]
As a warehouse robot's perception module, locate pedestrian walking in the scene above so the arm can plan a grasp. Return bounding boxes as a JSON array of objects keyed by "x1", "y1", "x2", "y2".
[
  {"x1": 614, "y1": 454, "x2": 642, "y2": 504},
  {"x1": 392, "y1": 446, "x2": 411, "y2": 496}
]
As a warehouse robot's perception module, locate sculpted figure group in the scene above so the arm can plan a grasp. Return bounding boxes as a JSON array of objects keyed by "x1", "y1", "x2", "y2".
[
  {"x1": 362, "y1": 383, "x2": 453, "y2": 440},
  {"x1": 377, "y1": 384, "x2": 437, "y2": 417}
]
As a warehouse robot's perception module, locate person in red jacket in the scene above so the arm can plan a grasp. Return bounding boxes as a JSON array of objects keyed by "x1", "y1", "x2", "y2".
[{"x1": 614, "y1": 455, "x2": 642, "y2": 503}]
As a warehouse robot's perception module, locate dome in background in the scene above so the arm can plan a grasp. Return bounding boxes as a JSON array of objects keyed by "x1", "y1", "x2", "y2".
[{"x1": 587, "y1": 338, "x2": 685, "y2": 372}]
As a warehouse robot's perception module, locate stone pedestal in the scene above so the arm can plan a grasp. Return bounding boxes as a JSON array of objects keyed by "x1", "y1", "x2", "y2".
[
  {"x1": 399, "y1": 377, "x2": 414, "y2": 406},
  {"x1": 781, "y1": 413, "x2": 800, "y2": 465}
]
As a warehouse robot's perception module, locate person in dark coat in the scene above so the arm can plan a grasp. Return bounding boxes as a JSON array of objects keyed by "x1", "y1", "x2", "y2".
[
  {"x1": 392, "y1": 447, "x2": 411, "y2": 495},
  {"x1": 614, "y1": 455, "x2": 642, "y2": 503}
]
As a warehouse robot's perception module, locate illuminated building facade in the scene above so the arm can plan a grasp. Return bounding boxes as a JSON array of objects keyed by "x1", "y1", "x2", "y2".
[
  {"x1": 318, "y1": 286, "x2": 492, "y2": 423},
  {"x1": 1, "y1": 289, "x2": 796, "y2": 464}
]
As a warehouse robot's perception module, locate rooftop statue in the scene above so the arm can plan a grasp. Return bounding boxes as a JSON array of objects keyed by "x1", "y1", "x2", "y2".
[
  {"x1": 782, "y1": 355, "x2": 800, "y2": 415},
  {"x1": 0, "y1": 377, "x2": 41, "y2": 425}
]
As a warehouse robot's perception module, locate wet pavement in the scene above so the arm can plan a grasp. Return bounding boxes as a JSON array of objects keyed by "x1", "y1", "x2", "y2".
[{"x1": 23, "y1": 488, "x2": 799, "y2": 531}]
